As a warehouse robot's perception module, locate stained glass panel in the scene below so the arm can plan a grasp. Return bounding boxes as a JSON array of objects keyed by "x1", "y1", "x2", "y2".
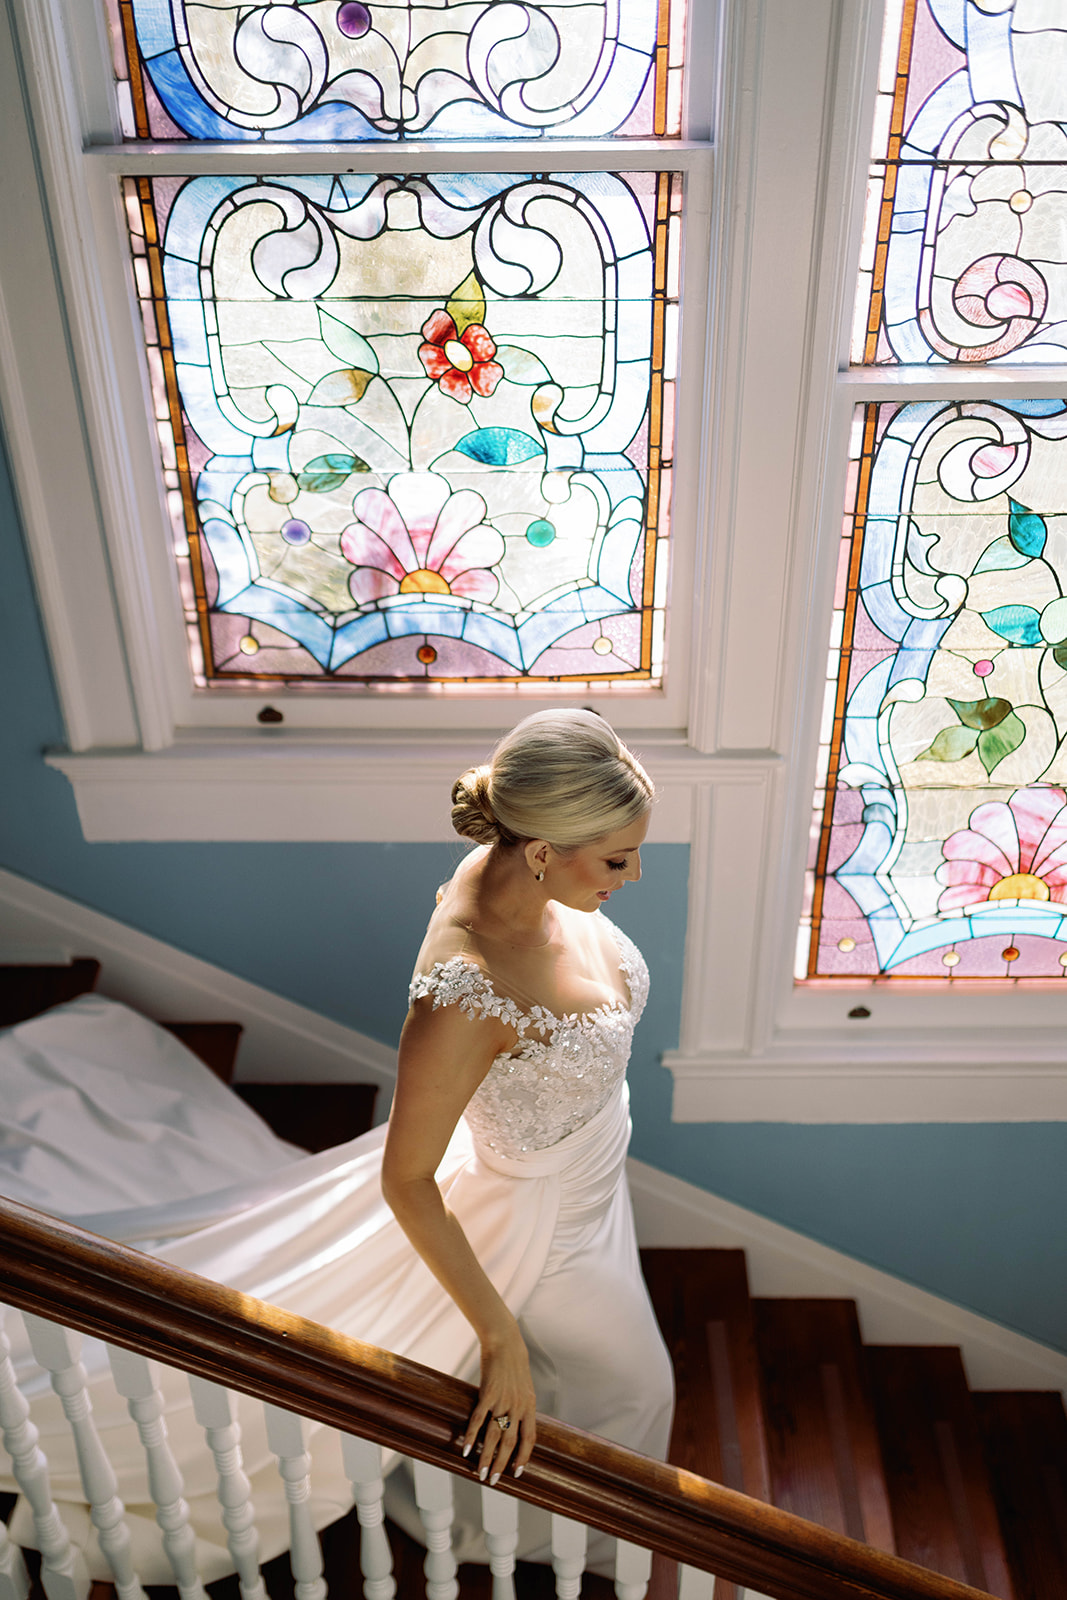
[
  {"x1": 126, "y1": 170, "x2": 679, "y2": 683},
  {"x1": 854, "y1": 0, "x2": 1067, "y2": 365},
  {"x1": 104, "y1": 0, "x2": 687, "y2": 141},
  {"x1": 798, "y1": 400, "x2": 1067, "y2": 981}
]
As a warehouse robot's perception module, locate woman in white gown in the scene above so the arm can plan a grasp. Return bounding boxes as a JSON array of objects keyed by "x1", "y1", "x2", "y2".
[
  {"x1": 1, "y1": 710, "x2": 674, "y2": 1577},
  {"x1": 382, "y1": 708, "x2": 675, "y2": 1536}
]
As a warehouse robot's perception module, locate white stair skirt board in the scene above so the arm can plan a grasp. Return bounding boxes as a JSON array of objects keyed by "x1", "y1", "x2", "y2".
[
  {"x1": 627, "y1": 1158, "x2": 1067, "y2": 1404},
  {"x1": 0, "y1": 867, "x2": 397, "y2": 1113},
  {"x1": 1, "y1": 865, "x2": 1063, "y2": 1402}
]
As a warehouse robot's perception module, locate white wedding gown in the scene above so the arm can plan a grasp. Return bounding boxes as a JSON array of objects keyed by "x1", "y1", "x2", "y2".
[{"x1": 0, "y1": 916, "x2": 674, "y2": 1580}]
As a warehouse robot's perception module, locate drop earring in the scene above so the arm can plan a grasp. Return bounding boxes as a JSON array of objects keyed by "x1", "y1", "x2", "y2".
[{"x1": 536, "y1": 870, "x2": 545, "y2": 882}]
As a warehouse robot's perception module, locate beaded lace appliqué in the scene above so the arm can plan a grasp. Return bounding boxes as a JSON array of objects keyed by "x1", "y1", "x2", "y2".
[{"x1": 408, "y1": 921, "x2": 649, "y2": 1158}]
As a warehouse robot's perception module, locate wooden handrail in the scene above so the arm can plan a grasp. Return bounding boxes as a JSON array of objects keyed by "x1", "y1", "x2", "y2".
[{"x1": 0, "y1": 1197, "x2": 994, "y2": 1600}]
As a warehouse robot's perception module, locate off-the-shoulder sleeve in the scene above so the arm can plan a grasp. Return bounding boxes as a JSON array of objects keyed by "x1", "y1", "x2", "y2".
[{"x1": 408, "y1": 957, "x2": 528, "y2": 1035}]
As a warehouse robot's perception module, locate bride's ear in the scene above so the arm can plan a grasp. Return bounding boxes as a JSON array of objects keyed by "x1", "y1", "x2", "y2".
[{"x1": 523, "y1": 840, "x2": 551, "y2": 880}]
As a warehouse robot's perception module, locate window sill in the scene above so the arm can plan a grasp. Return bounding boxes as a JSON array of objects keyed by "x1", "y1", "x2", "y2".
[
  {"x1": 664, "y1": 1041, "x2": 1067, "y2": 1123},
  {"x1": 45, "y1": 734, "x2": 752, "y2": 842}
]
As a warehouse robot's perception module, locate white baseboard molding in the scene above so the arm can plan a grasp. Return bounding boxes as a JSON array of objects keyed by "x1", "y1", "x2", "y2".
[
  {"x1": 0, "y1": 867, "x2": 398, "y2": 1116},
  {"x1": 628, "y1": 1157, "x2": 1067, "y2": 1401}
]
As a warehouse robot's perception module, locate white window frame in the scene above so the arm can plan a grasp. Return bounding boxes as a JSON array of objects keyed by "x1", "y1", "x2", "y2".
[
  {"x1": 4, "y1": 0, "x2": 1064, "y2": 1122},
  {"x1": 2, "y1": 0, "x2": 713, "y2": 742},
  {"x1": 660, "y1": 0, "x2": 1067, "y2": 1121}
]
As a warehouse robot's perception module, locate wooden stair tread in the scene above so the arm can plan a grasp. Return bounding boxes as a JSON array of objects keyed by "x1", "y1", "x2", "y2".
[
  {"x1": 641, "y1": 1248, "x2": 770, "y2": 1497},
  {"x1": 752, "y1": 1297, "x2": 895, "y2": 1555},
  {"x1": 974, "y1": 1390, "x2": 1067, "y2": 1600},
  {"x1": 641, "y1": 1248, "x2": 772, "y2": 1600},
  {"x1": 0, "y1": 959, "x2": 100, "y2": 1027},
  {"x1": 866, "y1": 1346, "x2": 1015, "y2": 1600}
]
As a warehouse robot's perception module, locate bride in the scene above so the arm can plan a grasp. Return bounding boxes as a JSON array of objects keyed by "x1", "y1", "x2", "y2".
[
  {"x1": 384, "y1": 708, "x2": 674, "y2": 1495},
  {"x1": 0, "y1": 709, "x2": 673, "y2": 1579}
]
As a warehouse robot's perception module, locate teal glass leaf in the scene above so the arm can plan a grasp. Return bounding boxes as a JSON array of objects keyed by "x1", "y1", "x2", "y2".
[
  {"x1": 947, "y1": 695, "x2": 1012, "y2": 731},
  {"x1": 916, "y1": 725, "x2": 979, "y2": 762},
  {"x1": 454, "y1": 428, "x2": 543, "y2": 465},
  {"x1": 318, "y1": 312, "x2": 379, "y2": 375},
  {"x1": 1008, "y1": 499, "x2": 1047, "y2": 559},
  {"x1": 980, "y1": 605, "x2": 1043, "y2": 646},
  {"x1": 495, "y1": 346, "x2": 553, "y2": 385},
  {"x1": 296, "y1": 453, "x2": 369, "y2": 492},
  {"x1": 973, "y1": 536, "x2": 1031, "y2": 574},
  {"x1": 977, "y1": 710, "x2": 1026, "y2": 776}
]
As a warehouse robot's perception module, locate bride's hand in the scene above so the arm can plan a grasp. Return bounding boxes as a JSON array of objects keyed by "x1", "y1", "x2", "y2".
[{"x1": 461, "y1": 1319, "x2": 537, "y2": 1484}]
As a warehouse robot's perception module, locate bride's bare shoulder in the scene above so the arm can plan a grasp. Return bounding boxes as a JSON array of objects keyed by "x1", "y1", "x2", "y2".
[{"x1": 413, "y1": 847, "x2": 488, "y2": 973}]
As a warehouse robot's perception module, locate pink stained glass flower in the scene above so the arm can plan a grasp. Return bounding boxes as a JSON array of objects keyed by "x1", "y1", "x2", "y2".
[
  {"x1": 340, "y1": 472, "x2": 504, "y2": 606},
  {"x1": 936, "y1": 786, "x2": 1067, "y2": 911},
  {"x1": 418, "y1": 309, "x2": 503, "y2": 404}
]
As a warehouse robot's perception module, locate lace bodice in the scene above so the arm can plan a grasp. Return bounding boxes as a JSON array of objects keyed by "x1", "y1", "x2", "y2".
[{"x1": 408, "y1": 918, "x2": 649, "y2": 1159}]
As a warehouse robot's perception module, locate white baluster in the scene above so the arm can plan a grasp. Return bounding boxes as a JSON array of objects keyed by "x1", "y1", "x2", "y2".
[
  {"x1": 0, "y1": 1305, "x2": 85, "y2": 1600},
  {"x1": 614, "y1": 1539, "x2": 652, "y2": 1600},
  {"x1": 0, "y1": 1309, "x2": 87, "y2": 1600},
  {"x1": 107, "y1": 1346, "x2": 207, "y2": 1600},
  {"x1": 0, "y1": 1512, "x2": 29, "y2": 1600},
  {"x1": 22, "y1": 1317, "x2": 145, "y2": 1600},
  {"x1": 677, "y1": 1565, "x2": 716, "y2": 1599},
  {"x1": 550, "y1": 1516, "x2": 586, "y2": 1600},
  {"x1": 338, "y1": 1435, "x2": 395, "y2": 1600},
  {"x1": 188, "y1": 1378, "x2": 267, "y2": 1600},
  {"x1": 411, "y1": 1461, "x2": 457, "y2": 1600},
  {"x1": 480, "y1": 1487, "x2": 517, "y2": 1600},
  {"x1": 264, "y1": 1407, "x2": 326, "y2": 1600}
]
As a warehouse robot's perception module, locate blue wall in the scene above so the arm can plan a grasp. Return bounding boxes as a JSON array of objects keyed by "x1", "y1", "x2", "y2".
[{"x1": 1, "y1": 425, "x2": 1065, "y2": 1355}]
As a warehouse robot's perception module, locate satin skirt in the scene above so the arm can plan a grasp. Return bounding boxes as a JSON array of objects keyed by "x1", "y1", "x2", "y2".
[{"x1": 5, "y1": 1085, "x2": 673, "y2": 1580}]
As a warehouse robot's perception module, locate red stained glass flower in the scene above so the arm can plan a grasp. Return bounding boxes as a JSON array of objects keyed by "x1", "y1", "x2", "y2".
[{"x1": 418, "y1": 310, "x2": 503, "y2": 404}]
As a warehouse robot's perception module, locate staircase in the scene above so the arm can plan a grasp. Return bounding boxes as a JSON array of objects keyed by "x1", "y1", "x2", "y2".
[
  {"x1": 641, "y1": 1250, "x2": 1067, "y2": 1600},
  {"x1": 1, "y1": 961, "x2": 1065, "y2": 1600}
]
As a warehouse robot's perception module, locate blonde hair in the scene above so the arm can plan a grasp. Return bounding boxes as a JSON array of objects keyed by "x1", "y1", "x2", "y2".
[{"x1": 451, "y1": 710, "x2": 653, "y2": 851}]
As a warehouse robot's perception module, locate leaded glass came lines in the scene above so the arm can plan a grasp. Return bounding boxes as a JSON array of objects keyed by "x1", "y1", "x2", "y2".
[
  {"x1": 105, "y1": 0, "x2": 688, "y2": 141},
  {"x1": 799, "y1": 401, "x2": 1067, "y2": 981},
  {"x1": 126, "y1": 170, "x2": 679, "y2": 684},
  {"x1": 854, "y1": 0, "x2": 1067, "y2": 366}
]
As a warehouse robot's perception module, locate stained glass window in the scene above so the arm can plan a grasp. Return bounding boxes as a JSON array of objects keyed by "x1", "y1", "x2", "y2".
[
  {"x1": 105, "y1": 0, "x2": 688, "y2": 141},
  {"x1": 854, "y1": 0, "x2": 1067, "y2": 365},
  {"x1": 801, "y1": 0, "x2": 1067, "y2": 983},
  {"x1": 128, "y1": 168, "x2": 678, "y2": 683},
  {"x1": 800, "y1": 399, "x2": 1067, "y2": 981},
  {"x1": 110, "y1": 0, "x2": 685, "y2": 687}
]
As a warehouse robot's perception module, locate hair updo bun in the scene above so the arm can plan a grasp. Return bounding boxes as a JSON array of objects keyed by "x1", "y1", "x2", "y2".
[
  {"x1": 451, "y1": 765, "x2": 518, "y2": 847},
  {"x1": 450, "y1": 710, "x2": 653, "y2": 851}
]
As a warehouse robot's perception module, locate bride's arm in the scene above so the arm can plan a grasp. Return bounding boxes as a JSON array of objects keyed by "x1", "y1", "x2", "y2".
[{"x1": 381, "y1": 997, "x2": 536, "y2": 1484}]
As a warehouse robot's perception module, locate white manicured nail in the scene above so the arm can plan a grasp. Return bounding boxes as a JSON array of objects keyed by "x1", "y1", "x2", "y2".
[
  {"x1": 479, "y1": 1466, "x2": 488, "y2": 1482},
  {"x1": 514, "y1": 1465, "x2": 524, "y2": 1479},
  {"x1": 461, "y1": 1442, "x2": 471, "y2": 1458},
  {"x1": 490, "y1": 1472, "x2": 500, "y2": 1486}
]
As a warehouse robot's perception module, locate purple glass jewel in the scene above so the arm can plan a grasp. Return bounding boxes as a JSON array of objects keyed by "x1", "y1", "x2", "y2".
[
  {"x1": 281, "y1": 519, "x2": 312, "y2": 546},
  {"x1": 337, "y1": 3, "x2": 371, "y2": 38}
]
